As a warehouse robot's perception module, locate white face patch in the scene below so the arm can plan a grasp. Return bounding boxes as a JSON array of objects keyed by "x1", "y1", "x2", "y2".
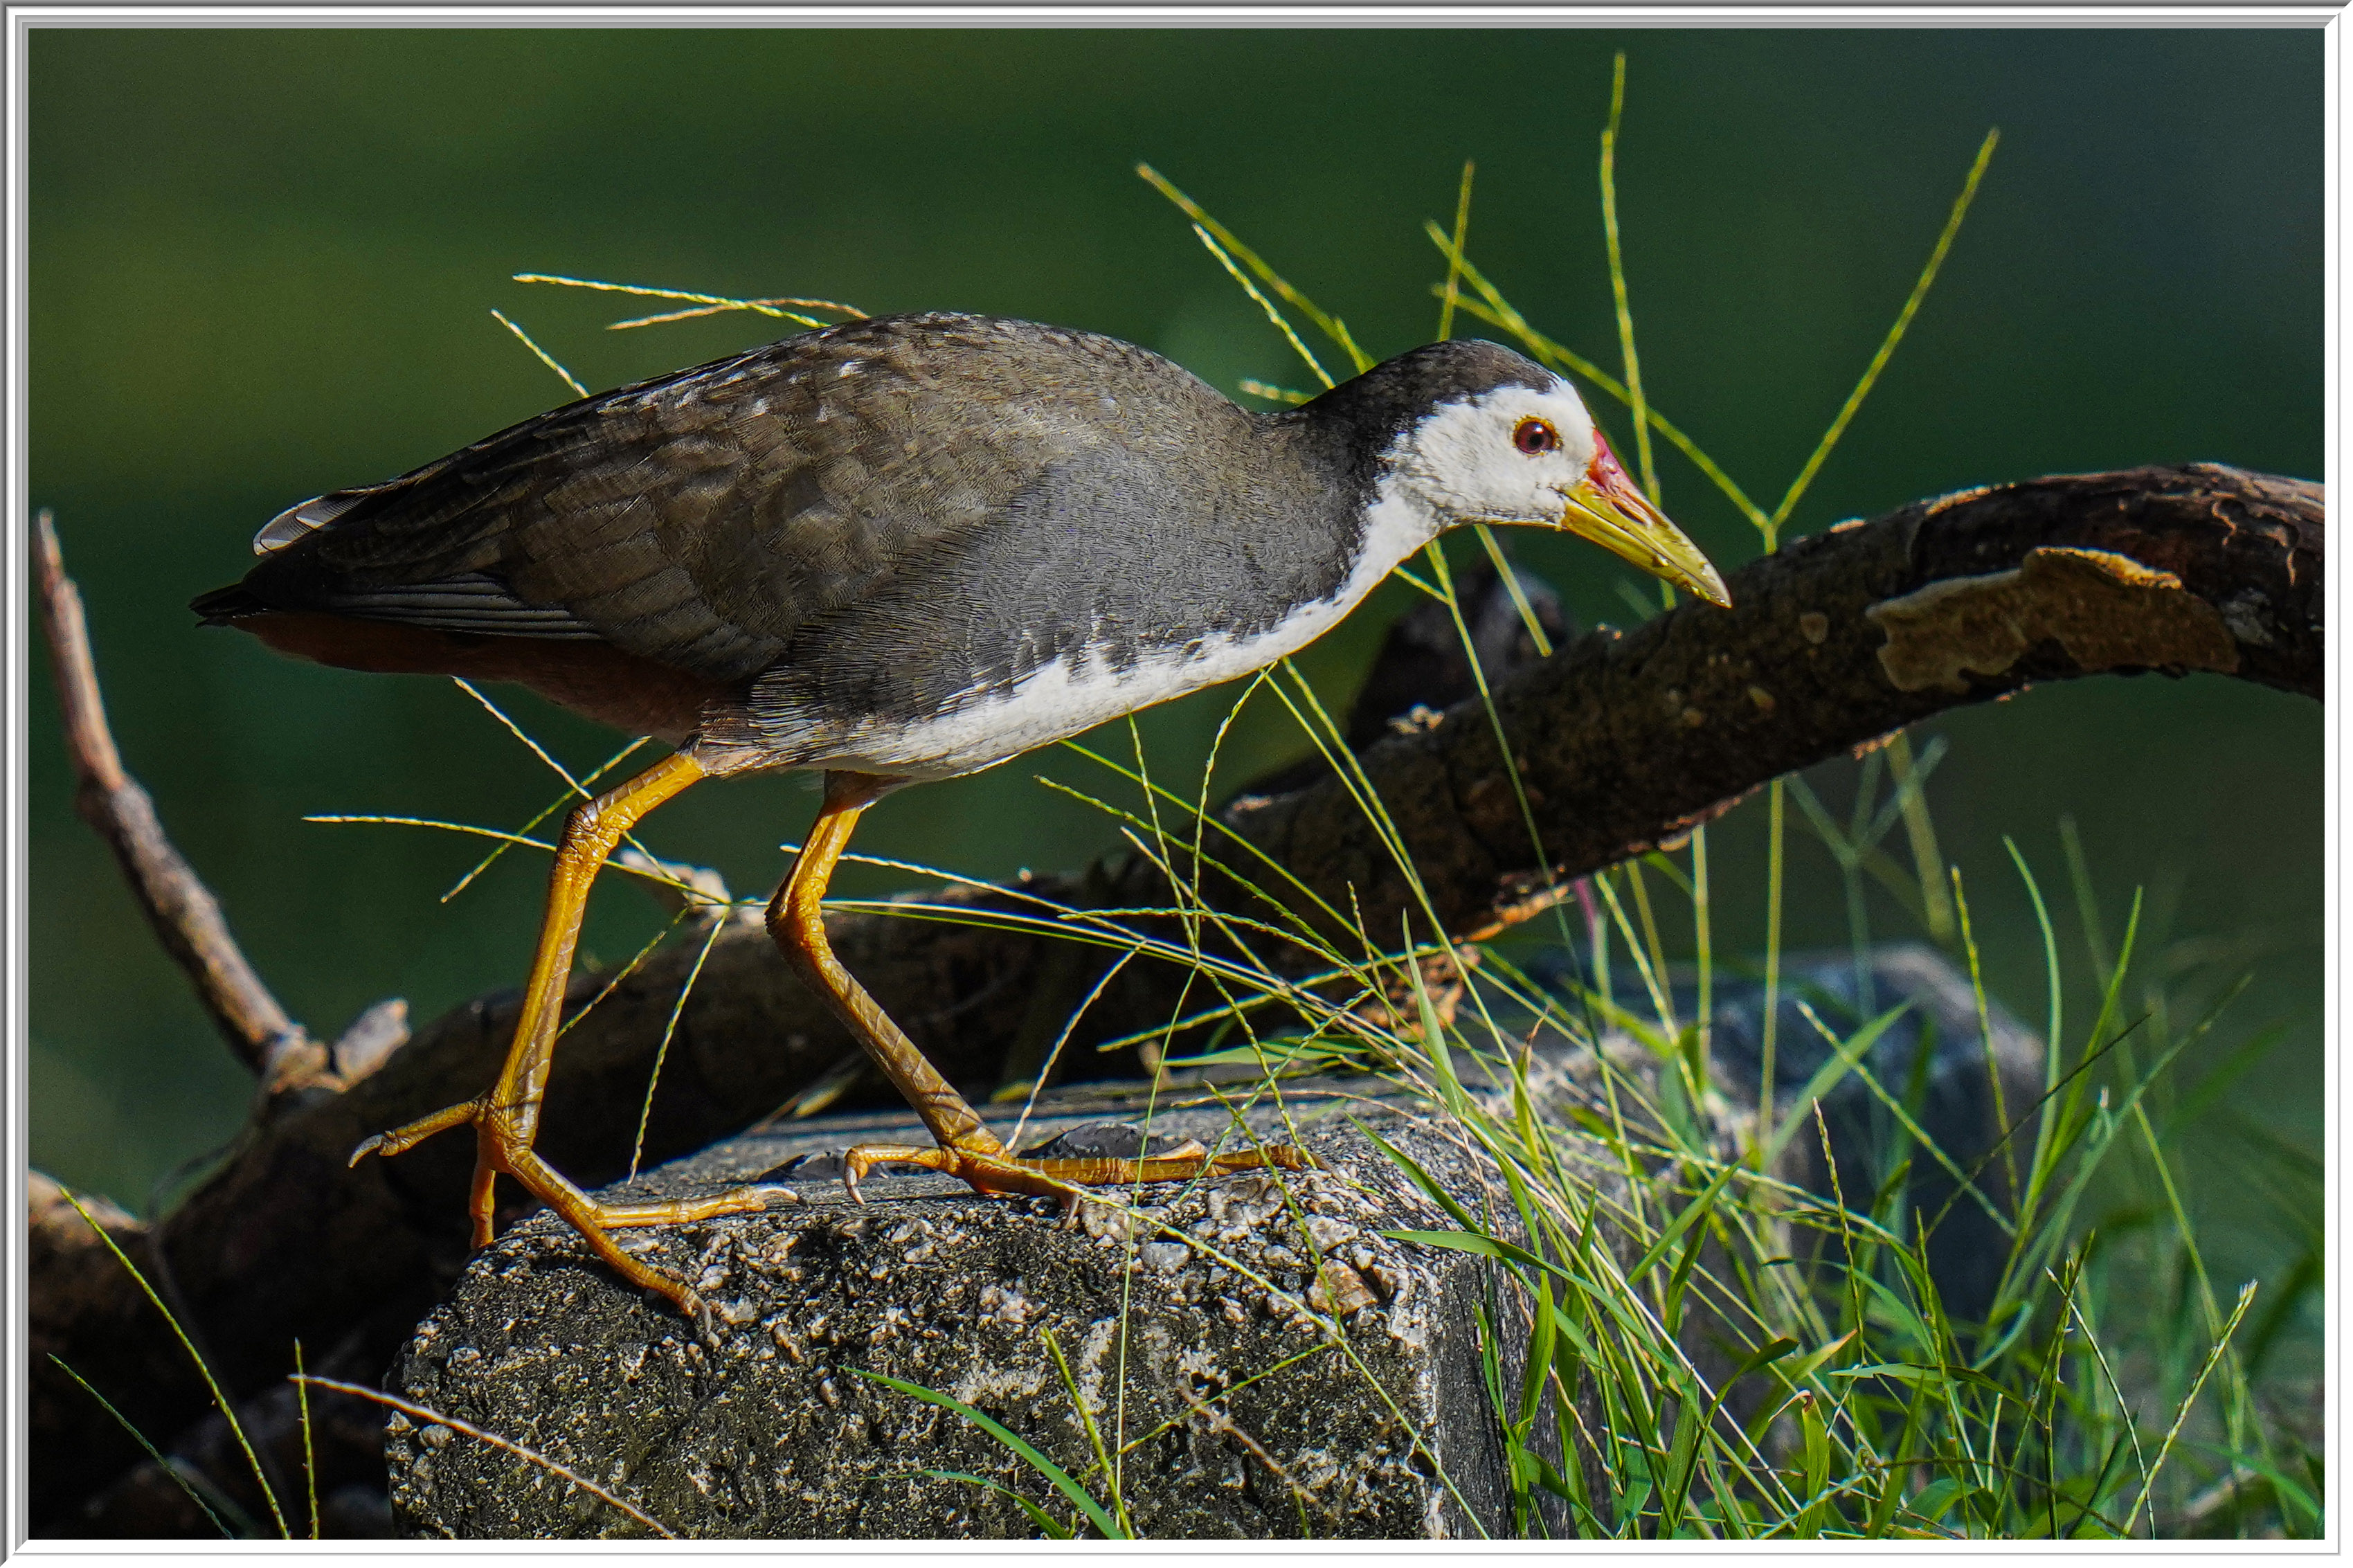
[{"x1": 1382, "y1": 380, "x2": 1600, "y2": 529}]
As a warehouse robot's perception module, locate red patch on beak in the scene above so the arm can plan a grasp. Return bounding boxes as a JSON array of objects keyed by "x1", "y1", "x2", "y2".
[
  {"x1": 1587, "y1": 430, "x2": 1633, "y2": 492},
  {"x1": 1584, "y1": 430, "x2": 1661, "y2": 519}
]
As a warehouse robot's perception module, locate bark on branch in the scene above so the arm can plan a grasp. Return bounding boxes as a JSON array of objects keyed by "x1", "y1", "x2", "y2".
[
  {"x1": 33, "y1": 511, "x2": 316, "y2": 1081},
  {"x1": 28, "y1": 462, "x2": 2323, "y2": 1531},
  {"x1": 1229, "y1": 461, "x2": 2320, "y2": 944}
]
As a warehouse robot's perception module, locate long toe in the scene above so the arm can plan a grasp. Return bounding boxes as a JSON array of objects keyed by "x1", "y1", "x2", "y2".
[{"x1": 1015, "y1": 1143, "x2": 1319, "y2": 1189}]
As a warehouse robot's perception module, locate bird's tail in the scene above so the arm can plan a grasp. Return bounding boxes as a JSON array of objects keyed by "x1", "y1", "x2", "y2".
[{"x1": 190, "y1": 584, "x2": 267, "y2": 624}]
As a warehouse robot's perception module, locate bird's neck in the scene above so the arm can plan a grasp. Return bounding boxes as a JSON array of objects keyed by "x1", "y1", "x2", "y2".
[
  {"x1": 1340, "y1": 462, "x2": 1457, "y2": 595},
  {"x1": 1268, "y1": 408, "x2": 1457, "y2": 603}
]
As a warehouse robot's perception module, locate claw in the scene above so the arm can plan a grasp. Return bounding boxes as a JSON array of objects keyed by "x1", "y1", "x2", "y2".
[{"x1": 348, "y1": 1133, "x2": 386, "y2": 1168}]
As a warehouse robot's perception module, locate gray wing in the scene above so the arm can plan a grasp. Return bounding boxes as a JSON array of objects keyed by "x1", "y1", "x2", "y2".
[{"x1": 230, "y1": 314, "x2": 1218, "y2": 685}]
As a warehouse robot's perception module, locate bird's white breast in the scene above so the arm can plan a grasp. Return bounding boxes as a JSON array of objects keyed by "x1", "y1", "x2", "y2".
[{"x1": 792, "y1": 474, "x2": 1450, "y2": 781}]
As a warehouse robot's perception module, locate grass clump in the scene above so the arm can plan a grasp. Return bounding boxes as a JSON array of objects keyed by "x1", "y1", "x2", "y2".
[{"x1": 859, "y1": 58, "x2": 2302, "y2": 1538}]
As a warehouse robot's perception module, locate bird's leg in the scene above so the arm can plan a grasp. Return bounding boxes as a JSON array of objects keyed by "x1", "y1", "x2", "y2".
[
  {"x1": 351, "y1": 750, "x2": 791, "y2": 1321},
  {"x1": 767, "y1": 771, "x2": 1007, "y2": 1158},
  {"x1": 769, "y1": 770, "x2": 1320, "y2": 1205}
]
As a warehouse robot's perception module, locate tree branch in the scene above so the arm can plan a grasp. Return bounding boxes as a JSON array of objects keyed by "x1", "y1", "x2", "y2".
[
  {"x1": 33, "y1": 510, "x2": 319, "y2": 1085},
  {"x1": 1229, "y1": 462, "x2": 2320, "y2": 944}
]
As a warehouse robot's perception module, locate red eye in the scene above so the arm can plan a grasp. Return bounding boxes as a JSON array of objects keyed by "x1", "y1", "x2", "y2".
[{"x1": 1513, "y1": 417, "x2": 1560, "y2": 456}]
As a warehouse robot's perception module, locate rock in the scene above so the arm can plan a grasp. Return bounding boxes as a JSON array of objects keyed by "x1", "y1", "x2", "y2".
[
  {"x1": 1510, "y1": 941, "x2": 2045, "y2": 1323},
  {"x1": 390, "y1": 1094, "x2": 1605, "y2": 1539},
  {"x1": 1689, "y1": 944, "x2": 2046, "y2": 1326}
]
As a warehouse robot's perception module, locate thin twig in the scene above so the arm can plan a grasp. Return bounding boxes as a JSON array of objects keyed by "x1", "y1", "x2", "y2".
[
  {"x1": 1180, "y1": 1387, "x2": 1324, "y2": 1533},
  {"x1": 489, "y1": 309, "x2": 588, "y2": 399},
  {"x1": 33, "y1": 510, "x2": 310, "y2": 1079},
  {"x1": 293, "y1": 1376, "x2": 678, "y2": 1538}
]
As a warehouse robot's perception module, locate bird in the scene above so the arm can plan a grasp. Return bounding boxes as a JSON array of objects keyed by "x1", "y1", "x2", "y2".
[{"x1": 192, "y1": 310, "x2": 1731, "y2": 1323}]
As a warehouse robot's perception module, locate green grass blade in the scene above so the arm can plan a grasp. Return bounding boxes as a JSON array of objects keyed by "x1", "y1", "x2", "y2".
[
  {"x1": 1762, "y1": 1000, "x2": 1916, "y2": 1167},
  {"x1": 440, "y1": 737, "x2": 647, "y2": 903},
  {"x1": 1598, "y1": 53, "x2": 1659, "y2": 502},
  {"x1": 919, "y1": 1470, "x2": 1073, "y2": 1538},
  {"x1": 1360, "y1": 1124, "x2": 1488, "y2": 1235},
  {"x1": 1625, "y1": 1157, "x2": 1740, "y2": 1284},
  {"x1": 1412, "y1": 964, "x2": 1468, "y2": 1117},
  {"x1": 627, "y1": 910, "x2": 732, "y2": 1180},
  {"x1": 58, "y1": 1187, "x2": 290, "y2": 1538},
  {"x1": 2003, "y1": 836, "x2": 2066, "y2": 1227},
  {"x1": 2125, "y1": 1281, "x2": 2258, "y2": 1533},
  {"x1": 48, "y1": 1354, "x2": 236, "y2": 1538},
  {"x1": 1193, "y1": 223, "x2": 1333, "y2": 389},
  {"x1": 851, "y1": 1369, "x2": 1128, "y2": 1538},
  {"x1": 293, "y1": 1340, "x2": 319, "y2": 1540},
  {"x1": 1136, "y1": 163, "x2": 1368, "y2": 370},
  {"x1": 1437, "y1": 159, "x2": 1475, "y2": 341},
  {"x1": 1756, "y1": 777, "x2": 1786, "y2": 1164},
  {"x1": 512, "y1": 271, "x2": 854, "y2": 327},
  {"x1": 1887, "y1": 732, "x2": 1957, "y2": 946},
  {"x1": 1043, "y1": 1327, "x2": 1132, "y2": 1539},
  {"x1": 1766, "y1": 129, "x2": 1998, "y2": 540}
]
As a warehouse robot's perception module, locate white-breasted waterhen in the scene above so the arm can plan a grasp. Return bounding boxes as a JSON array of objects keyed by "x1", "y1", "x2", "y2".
[{"x1": 194, "y1": 312, "x2": 1731, "y2": 1322}]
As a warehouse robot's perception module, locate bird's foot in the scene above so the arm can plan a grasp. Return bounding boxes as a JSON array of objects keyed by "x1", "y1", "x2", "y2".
[
  {"x1": 530, "y1": 1176, "x2": 798, "y2": 1326},
  {"x1": 838, "y1": 1137, "x2": 1320, "y2": 1205},
  {"x1": 348, "y1": 1095, "x2": 483, "y2": 1166},
  {"x1": 350, "y1": 1096, "x2": 798, "y2": 1323}
]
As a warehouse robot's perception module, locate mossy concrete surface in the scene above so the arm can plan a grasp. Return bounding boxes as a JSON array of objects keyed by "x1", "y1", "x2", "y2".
[{"x1": 388, "y1": 1089, "x2": 1608, "y2": 1539}]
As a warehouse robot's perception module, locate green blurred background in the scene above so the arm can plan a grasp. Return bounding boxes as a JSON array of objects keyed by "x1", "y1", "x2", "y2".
[{"x1": 28, "y1": 28, "x2": 2321, "y2": 1297}]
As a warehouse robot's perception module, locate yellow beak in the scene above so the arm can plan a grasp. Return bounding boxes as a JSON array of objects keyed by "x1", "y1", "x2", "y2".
[{"x1": 1559, "y1": 433, "x2": 1732, "y2": 609}]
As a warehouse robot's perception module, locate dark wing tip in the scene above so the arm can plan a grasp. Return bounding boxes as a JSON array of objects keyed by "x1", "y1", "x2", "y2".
[{"x1": 191, "y1": 584, "x2": 265, "y2": 624}]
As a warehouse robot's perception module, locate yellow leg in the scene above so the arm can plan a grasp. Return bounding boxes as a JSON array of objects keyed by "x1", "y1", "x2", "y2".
[
  {"x1": 769, "y1": 771, "x2": 1321, "y2": 1206},
  {"x1": 351, "y1": 752, "x2": 791, "y2": 1322},
  {"x1": 767, "y1": 771, "x2": 1004, "y2": 1155}
]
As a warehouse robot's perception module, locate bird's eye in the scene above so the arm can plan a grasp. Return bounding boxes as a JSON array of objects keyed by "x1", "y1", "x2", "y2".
[{"x1": 1513, "y1": 417, "x2": 1560, "y2": 456}]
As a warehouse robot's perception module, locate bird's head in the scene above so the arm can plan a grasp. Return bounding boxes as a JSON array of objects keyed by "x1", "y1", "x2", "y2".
[{"x1": 1344, "y1": 343, "x2": 1732, "y2": 610}]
